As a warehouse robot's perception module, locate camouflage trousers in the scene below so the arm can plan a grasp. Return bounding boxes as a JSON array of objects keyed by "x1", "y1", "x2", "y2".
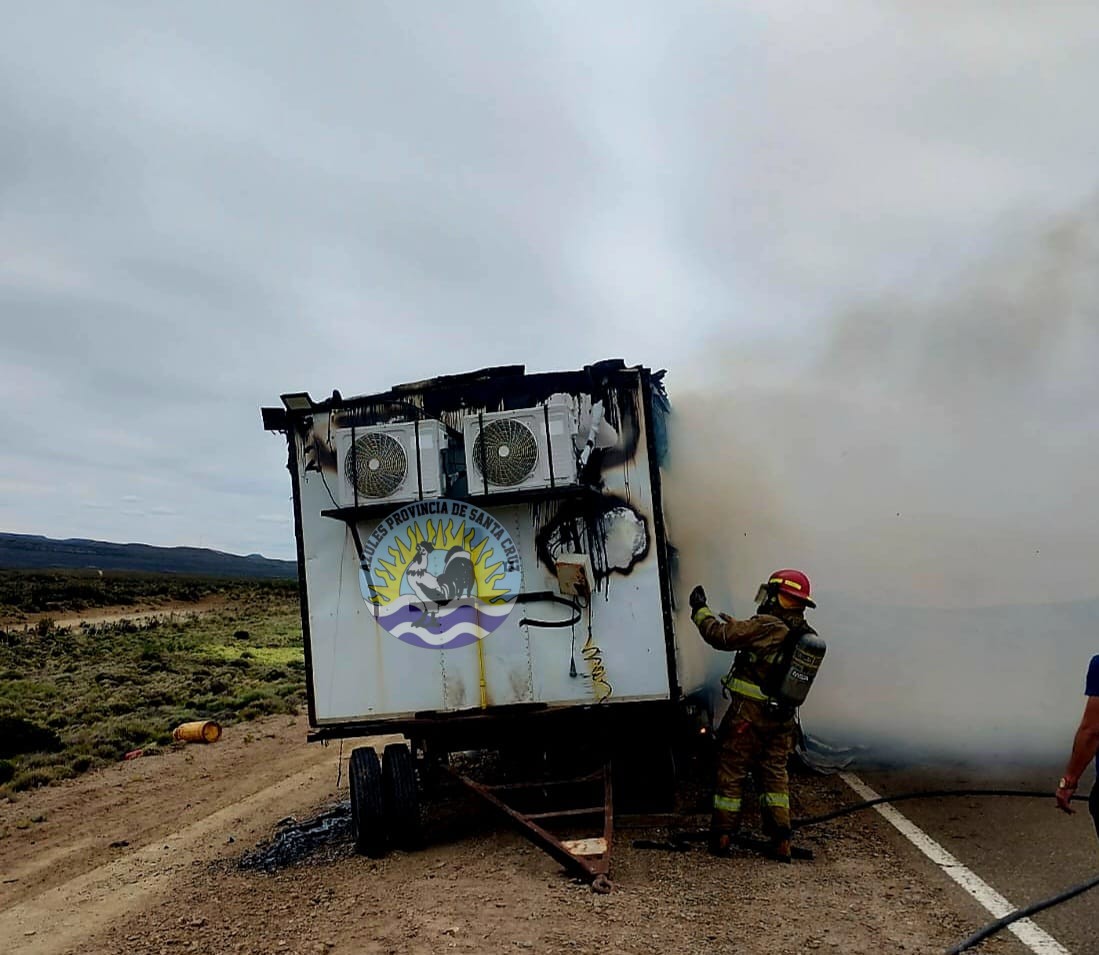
[{"x1": 711, "y1": 699, "x2": 795, "y2": 840}]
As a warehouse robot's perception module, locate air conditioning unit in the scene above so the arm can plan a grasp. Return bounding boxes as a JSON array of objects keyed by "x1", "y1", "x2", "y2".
[
  {"x1": 463, "y1": 400, "x2": 578, "y2": 495},
  {"x1": 333, "y1": 421, "x2": 448, "y2": 507}
]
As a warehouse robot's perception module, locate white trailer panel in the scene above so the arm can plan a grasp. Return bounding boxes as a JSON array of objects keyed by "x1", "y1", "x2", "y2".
[{"x1": 265, "y1": 362, "x2": 727, "y2": 735}]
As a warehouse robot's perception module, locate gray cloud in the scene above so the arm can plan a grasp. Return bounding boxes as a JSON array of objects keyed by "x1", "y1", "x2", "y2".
[
  {"x1": 3, "y1": 1, "x2": 1099, "y2": 570},
  {"x1": 671, "y1": 201, "x2": 1099, "y2": 610}
]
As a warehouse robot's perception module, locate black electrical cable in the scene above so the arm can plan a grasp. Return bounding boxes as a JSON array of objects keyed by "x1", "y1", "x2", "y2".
[
  {"x1": 513, "y1": 591, "x2": 582, "y2": 629},
  {"x1": 792, "y1": 788, "x2": 1089, "y2": 830},
  {"x1": 946, "y1": 871, "x2": 1099, "y2": 954},
  {"x1": 318, "y1": 414, "x2": 341, "y2": 511},
  {"x1": 517, "y1": 610, "x2": 581, "y2": 628}
]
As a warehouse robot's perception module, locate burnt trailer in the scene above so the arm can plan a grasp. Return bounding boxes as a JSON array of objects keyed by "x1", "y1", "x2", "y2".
[{"x1": 261, "y1": 359, "x2": 726, "y2": 886}]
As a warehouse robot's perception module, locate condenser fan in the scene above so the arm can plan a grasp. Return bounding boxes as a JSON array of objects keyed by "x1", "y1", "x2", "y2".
[
  {"x1": 344, "y1": 432, "x2": 407, "y2": 498},
  {"x1": 472, "y1": 419, "x2": 539, "y2": 486}
]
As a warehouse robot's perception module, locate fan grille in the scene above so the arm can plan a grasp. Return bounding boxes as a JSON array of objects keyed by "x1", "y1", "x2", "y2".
[
  {"x1": 344, "y1": 432, "x2": 407, "y2": 498},
  {"x1": 473, "y1": 419, "x2": 539, "y2": 487}
]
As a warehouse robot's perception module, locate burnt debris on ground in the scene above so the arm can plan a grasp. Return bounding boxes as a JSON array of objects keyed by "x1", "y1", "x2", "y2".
[{"x1": 238, "y1": 801, "x2": 351, "y2": 872}]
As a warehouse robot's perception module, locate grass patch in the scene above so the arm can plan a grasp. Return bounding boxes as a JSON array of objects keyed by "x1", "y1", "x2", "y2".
[
  {"x1": 0, "y1": 574, "x2": 304, "y2": 796},
  {"x1": 0, "y1": 569, "x2": 298, "y2": 618},
  {"x1": 11, "y1": 768, "x2": 59, "y2": 792},
  {"x1": 199, "y1": 644, "x2": 303, "y2": 667}
]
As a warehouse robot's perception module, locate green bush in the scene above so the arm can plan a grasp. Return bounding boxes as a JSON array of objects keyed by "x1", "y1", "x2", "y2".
[
  {"x1": 232, "y1": 688, "x2": 270, "y2": 708},
  {"x1": 11, "y1": 767, "x2": 58, "y2": 791},
  {"x1": 0, "y1": 717, "x2": 63, "y2": 759},
  {"x1": 238, "y1": 695, "x2": 290, "y2": 720}
]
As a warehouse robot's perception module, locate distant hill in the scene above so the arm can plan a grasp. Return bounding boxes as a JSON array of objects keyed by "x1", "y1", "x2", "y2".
[{"x1": 0, "y1": 532, "x2": 296, "y2": 580}]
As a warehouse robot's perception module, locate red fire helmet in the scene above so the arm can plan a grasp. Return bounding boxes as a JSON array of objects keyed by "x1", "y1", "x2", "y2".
[{"x1": 768, "y1": 569, "x2": 816, "y2": 608}]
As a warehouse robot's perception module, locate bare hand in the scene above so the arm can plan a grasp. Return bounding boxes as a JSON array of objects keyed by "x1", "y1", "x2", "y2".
[{"x1": 1055, "y1": 782, "x2": 1076, "y2": 815}]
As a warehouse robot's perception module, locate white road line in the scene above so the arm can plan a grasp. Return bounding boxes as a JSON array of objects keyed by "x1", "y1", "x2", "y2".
[{"x1": 840, "y1": 772, "x2": 1072, "y2": 955}]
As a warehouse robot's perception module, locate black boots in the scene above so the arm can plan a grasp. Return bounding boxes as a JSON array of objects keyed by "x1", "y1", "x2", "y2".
[
  {"x1": 767, "y1": 836, "x2": 793, "y2": 863},
  {"x1": 708, "y1": 831, "x2": 734, "y2": 857},
  {"x1": 709, "y1": 829, "x2": 794, "y2": 862}
]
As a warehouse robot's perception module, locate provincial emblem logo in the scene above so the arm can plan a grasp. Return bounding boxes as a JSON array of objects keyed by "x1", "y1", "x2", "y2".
[{"x1": 358, "y1": 499, "x2": 521, "y2": 650}]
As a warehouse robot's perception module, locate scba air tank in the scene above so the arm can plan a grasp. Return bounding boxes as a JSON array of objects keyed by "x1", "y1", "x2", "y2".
[{"x1": 774, "y1": 630, "x2": 827, "y2": 707}]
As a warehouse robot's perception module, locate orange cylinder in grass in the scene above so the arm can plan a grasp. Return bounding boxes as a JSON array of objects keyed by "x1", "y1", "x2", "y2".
[{"x1": 173, "y1": 720, "x2": 222, "y2": 744}]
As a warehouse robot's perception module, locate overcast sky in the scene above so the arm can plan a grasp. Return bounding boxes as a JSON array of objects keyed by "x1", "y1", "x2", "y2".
[{"x1": 3, "y1": 2, "x2": 1099, "y2": 600}]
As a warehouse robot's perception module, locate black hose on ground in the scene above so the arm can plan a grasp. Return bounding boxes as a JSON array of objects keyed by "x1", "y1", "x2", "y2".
[
  {"x1": 634, "y1": 788, "x2": 1096, "y2": 949},
  {"x1": 791, "y1": 788, "x2": 1095, "y2": 953},
  {"x1": 945, "y1": 872, "x2": 1099, "y2": 954},
  {"x1": 793, "y1": 788, "x2": 1089, "y2": 830},
  {"x1": 634, "y1": 789, "x2": 1090, "y2": 844}
]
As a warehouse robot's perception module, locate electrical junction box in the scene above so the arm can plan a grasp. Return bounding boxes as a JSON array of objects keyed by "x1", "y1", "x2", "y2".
[{"x1": 555, "y1": 553, "x2": 593, "y2": 597}]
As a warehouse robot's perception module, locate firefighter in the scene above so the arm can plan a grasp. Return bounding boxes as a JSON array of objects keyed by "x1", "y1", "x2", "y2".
[{"x1": 689, "y1": 569, "x2": 819, "y2": 862}]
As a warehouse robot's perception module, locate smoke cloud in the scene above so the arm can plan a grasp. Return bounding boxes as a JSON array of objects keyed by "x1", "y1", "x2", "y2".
[{"x1": 665, "y1": 201, "x2": 1099, "y2": 760}]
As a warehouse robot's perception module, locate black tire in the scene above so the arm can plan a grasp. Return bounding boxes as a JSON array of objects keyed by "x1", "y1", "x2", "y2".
[
  {"x1": 383, "y1": 742, "x2": 422, "y2": 850},
  {"x1": 349, "y1": 746, "x2": 386, "y2": 858}
]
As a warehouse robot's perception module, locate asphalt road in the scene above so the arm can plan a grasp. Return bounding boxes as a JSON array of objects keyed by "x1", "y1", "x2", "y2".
[{"x1": 854, "y1": 764, "x2": 1099, "y2": 955}]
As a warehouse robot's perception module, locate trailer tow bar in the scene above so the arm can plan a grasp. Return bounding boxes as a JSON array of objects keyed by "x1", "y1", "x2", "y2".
[{"x1": 445, "y1": 763, "x2": 614, "y2": 893}]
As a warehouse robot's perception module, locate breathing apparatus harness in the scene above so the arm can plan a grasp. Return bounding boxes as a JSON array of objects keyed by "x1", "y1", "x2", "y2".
[{"x1": 720, "y1": 584, "x2": 826, "y2": 718}]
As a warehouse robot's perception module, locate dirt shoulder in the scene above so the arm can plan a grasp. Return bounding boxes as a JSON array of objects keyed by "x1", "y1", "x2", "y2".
[
  {"x1": 0, "y1": 596, "x2": 229, "y2": 630},
  {"x1": 0, "y1": 723, "x2": 1000, "y2": 955}
]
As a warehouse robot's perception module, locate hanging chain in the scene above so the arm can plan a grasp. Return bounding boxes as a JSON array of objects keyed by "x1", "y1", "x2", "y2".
[
  {"x1": 439, "y1": 647, "x2": 448, "y2": 710},
  {"x1": 524, "y1": 623, "x2": 535, "y2": 699}
]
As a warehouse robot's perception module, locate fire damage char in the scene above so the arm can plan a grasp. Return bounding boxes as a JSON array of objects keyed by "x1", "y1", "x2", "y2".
[{"x1": 535, "y1": 496, "x2": 651, "y2": 585}]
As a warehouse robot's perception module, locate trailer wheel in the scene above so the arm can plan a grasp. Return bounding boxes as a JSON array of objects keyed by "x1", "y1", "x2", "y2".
[
  {"x1": 383, "y1": 742, "x2": 422, "y2": 849},
  {"x1": 349, "y1": 746, "x2": 386, "y2": 858}
]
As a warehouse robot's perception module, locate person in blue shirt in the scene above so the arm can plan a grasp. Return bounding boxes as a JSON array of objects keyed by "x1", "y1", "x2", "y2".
[{"x1": 1055, "y1": 654, "x2": 1099, "y2": 838}]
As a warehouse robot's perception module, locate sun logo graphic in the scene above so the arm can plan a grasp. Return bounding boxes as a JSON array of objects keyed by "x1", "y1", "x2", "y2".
[{"x1": 357, "y1": 499, "x2": 522, "y2": 650}]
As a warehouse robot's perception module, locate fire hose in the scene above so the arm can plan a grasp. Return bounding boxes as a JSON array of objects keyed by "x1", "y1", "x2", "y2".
[
  {"x1": 633, "y1": 787, "x2": 1091, "y2": 842},
  {"x1": 789, "y1": 787, "x2": 1089, "y2": 829},
  {"x1": 788, "y1": 788, "x2": 1099, "y2": 953},
  {"x1": 634, "y1": 788, "x2": 1097, "y2": 952},
  {"x1": 799, "y1": 789, "x2": 1099, "y2": 952},
  {"x1": 945, "y1": 871, "x2": 1099, "y2": 954}
]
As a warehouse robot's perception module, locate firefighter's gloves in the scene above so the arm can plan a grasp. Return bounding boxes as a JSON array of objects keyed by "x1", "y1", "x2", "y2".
[
  {"x1": 689, "y1": 585, "x2": 708, "y2": 612},
  {"x1": 689, "y1": 585, "x2": 715, "y2": 628},
  {"x1": 1055, "y1": 776, "x2": 1078, "y2": 814}
]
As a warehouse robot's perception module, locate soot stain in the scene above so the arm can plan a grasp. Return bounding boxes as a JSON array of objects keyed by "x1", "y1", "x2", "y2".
[{"x1": 535, "y1": 495, "x2": 651, "y2": 586}]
